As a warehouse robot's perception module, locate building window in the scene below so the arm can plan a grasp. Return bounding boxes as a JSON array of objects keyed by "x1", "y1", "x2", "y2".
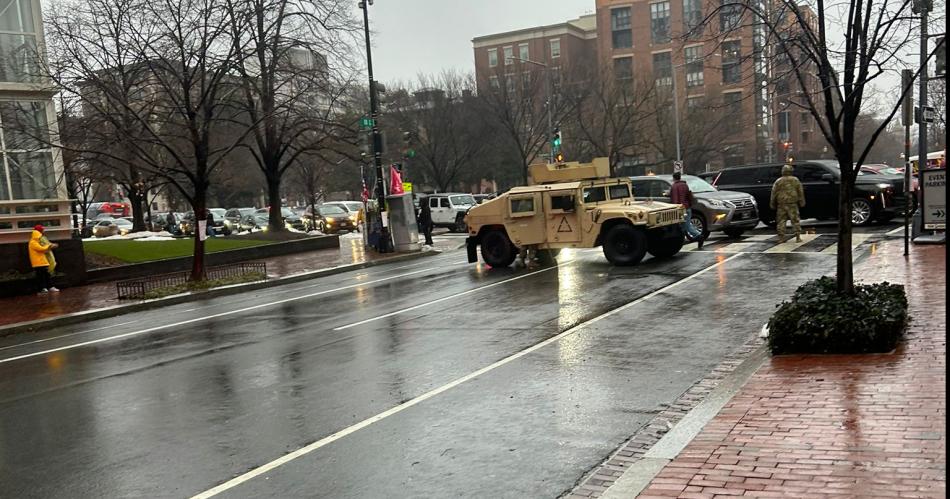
[
  {"x1": 611, "y1": 7, "x2": 632, "y2": 49},
  {"x1": 683, "y1": 0, "x2": 703, "y2": 39},
  {"x1": 801, "y1": 131, "x2": 810, "y2": 144},
  {"x1": 489, "y1": 75, "x2": 499, "y2": 89},
  {"x1": 550, "y1": 39, "x2": 561, "y2": 59},
  {"x1": 0, "y1": 102, "x2": 57, "y2": 200},
  {"x1": 777, "y1": 110, "x2": 789, "y2": 139},
  {"x1": 0, "y1": 0, "x2": 41, "y2": 84},
  {"x1": 488, "y1": 49, "x2": 498, "y2": 68},
  {"x1": 650, "y1": 2, "x2": 671, "y2": 44},
  {"x1": 800, "y1": 112, "x2": 810, "y2": 129},
  {"x1": 522, "y1": 71, "x2": 531, "y2": 91},
  {"x1": 720, "y1": 0, "x2": 742, "y2": 33},
  {"x1": 723, "y1": 143, "x2": 745, "y2": 166},
  {"x1": 721, "y1": 40, "x2": 741, "y2": 84},
  {"x1": 518, "y1": 43, "x2": 529, "y2": 61},
  {"x1": 684, "y1": 46, "x2": 704, "y2": 87},
  {"x1": 614, "y1": 57, "x2": 633, "y2": 80},
  {"x1": 505, "y1": 73, "x2": 516, "y2": 93},
  {"x1": 686, "y1": 95, "x2": 704, "y2": 112},
  {"x1": 724, "y1": 92, "x2": 742, "y2": 132},
  {"x1": 652, "y1": 52, "x2": 672, "y2": 87},
  {"x1": 775, "y1": 77, "x2": 790, "y2": 95},
  {"x1": 503, "y1": 46, "x2": 513, "y2": 65}
]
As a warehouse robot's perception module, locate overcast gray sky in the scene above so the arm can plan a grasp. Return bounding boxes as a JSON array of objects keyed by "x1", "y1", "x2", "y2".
[{"x1": 359, "y1": 0, "x2": 595, "y2": 84}]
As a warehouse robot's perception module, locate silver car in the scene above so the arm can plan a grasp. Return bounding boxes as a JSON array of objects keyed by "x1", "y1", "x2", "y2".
[{"x1": 630, "y1": 174, "x2": 758, "y2": 238}]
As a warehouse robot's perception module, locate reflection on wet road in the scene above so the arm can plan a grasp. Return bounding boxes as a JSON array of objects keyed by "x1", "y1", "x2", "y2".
[{"x1": 0, "y1": 242, "x2": 853, "y2": 498}]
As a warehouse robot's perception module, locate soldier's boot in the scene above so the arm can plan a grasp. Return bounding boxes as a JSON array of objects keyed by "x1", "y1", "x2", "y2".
[{"x1": 795, "y1": 234, "x2": 802, "y2": 243}]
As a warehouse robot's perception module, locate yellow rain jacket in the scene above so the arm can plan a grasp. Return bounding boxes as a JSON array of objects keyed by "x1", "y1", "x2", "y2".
[{"x1": 28, "y1": 230, "x2": 53, "y2": 269}]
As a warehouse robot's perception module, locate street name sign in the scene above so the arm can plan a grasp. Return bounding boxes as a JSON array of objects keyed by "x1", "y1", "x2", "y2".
[{"x1": 921, "y1": 169, "x2": 946, "y2": 230}]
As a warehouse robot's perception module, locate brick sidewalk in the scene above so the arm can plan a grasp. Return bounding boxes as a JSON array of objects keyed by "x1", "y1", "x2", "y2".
[
  {"x1": 635, "y1": 240, "x2": 946, "y2": 498},
  {"x1": 0, "y1": 234, "x2": 459, "y2": 328}
]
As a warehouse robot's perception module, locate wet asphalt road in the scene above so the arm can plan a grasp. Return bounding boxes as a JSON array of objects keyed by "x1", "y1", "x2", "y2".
[{"x1": 0, "y1": 225, "x2": 892, "y2": 498}]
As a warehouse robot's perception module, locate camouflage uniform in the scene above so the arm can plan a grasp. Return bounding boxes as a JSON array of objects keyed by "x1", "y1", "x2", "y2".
[{"x1": 770, "y1": 165, "x2": 805, "y2": 242}]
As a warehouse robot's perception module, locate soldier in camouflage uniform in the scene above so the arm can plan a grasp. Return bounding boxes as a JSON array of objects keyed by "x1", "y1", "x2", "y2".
[{"x1": 770, "y1": 164, "x2": 805, "y2": 242}]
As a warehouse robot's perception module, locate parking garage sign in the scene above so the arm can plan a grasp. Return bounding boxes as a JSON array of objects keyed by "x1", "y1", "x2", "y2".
[{"x1": 921, "y1": 169, "x2": 946, "y2": 230}]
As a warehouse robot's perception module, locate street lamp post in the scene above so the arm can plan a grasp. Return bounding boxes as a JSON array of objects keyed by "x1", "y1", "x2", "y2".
[
  {"x1": 358, "y1": 0, "x2": 392, "y2": 253},
  {"x1": 506, "y1": 56, "x2": 554, "y2": 162}
]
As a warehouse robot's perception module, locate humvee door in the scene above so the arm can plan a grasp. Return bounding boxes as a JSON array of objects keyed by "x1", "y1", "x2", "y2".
[
  {"x1": 505, "y1": 192, "x2": 545, "y2": 247},
  {"x1": 544, "y1": 190, "x2": 581, "y2": 243}
]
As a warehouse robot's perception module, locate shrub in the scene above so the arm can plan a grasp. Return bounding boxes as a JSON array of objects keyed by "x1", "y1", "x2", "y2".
[{"x1": 767, "y1": 276, "x2": 908, "y2": 354}]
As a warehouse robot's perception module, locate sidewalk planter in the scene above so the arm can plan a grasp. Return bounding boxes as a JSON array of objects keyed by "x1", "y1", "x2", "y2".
[{"x1": 767, "y1": 276, "x2": 908, "y2": 354}]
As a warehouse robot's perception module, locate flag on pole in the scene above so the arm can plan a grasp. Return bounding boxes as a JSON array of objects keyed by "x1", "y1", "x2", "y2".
[
  {"x1": 389, "y1": 165, "x2": 404, "y2": 195},
  {"x1": 361, "y1": 178, "x2": 369, "y2": 204}
]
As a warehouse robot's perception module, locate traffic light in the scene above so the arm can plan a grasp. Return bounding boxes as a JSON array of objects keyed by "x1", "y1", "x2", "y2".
[
  {"x1": 552, "y1": 128, "x2": 562, "y2": 149},
  {"x1": 936, "y1": 37, "x2": 946, "y2": 76}
]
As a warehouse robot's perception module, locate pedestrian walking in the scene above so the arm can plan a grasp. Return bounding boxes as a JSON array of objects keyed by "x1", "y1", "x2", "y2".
[
  {"x1": 29, "y1": 225, "x2": 59, "y2": 294},
  {"x1": 165, "y1": 212, "x2": 176, "y2": 234},
  {"x1": 770, "y1": 164, "x2": 805, "y2": 243},
  {"x1": 205, "y1": 209, "x2": 215, "y2": 238},
  {"x1": 418, "y1": 196, "x2": 434, "y2": 246},
  {"x1": 670, "y1": 171, "x2": 705, "y2": 249}
]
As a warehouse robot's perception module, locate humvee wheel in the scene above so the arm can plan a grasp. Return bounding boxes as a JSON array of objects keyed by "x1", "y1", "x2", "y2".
[
  {"x1": 602, "y1": 224, "x2": 647, "y2": 266},
  {"x1": 647, "y1": 226, "x2": 685, "y2": 259},
  {"x1": 536, "y1": 249, "x2": 561, "y2": 265},
  {"x1": 481, "y1": 230, "x2": 517, "y2": 268}
]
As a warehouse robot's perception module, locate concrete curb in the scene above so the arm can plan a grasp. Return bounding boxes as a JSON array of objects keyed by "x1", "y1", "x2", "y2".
[
  {"x1": 0, "y1": 249, "x2": 442, "y2": 339},
  {"x1": 599, "y1": 343, "x2": 770, "y2": 499}
]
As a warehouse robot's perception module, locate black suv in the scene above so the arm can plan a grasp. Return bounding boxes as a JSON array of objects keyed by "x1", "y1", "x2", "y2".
[{"x1": 706, "y1": 160, "x2": 906, "y2": 226}]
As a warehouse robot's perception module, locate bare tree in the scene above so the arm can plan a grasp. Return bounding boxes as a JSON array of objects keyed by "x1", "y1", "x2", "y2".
[
  {"x1": 710, "y1": 0, "x2": 934, "y2": 294},
  {"x1": 223, "y1": 0, "x2": 360, "y2": 231},
  {"x1": 386, "y1": 71, "x2": 486, "y2": 191},
  {"x1": 565, "y1": 70, "x2": 658, "y2": 175},
  {"x1": 47, "y1": 0, "x2": 250, "y2": 279},
  {"x1": 478, "y1": 64, "x2": 578, "y2": 185}
]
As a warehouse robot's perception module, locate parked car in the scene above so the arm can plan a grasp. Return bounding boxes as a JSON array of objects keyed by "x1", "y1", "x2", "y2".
[
  {"x1": 860, "y1": 164, "x2": 919, "y2": 192},
  {"x1": 707, "y1": 160, "x2": 908, "y2": 226},
  {"x1": 85, "y1": 201, "x2": 132, "y2": 220},
  {"x1": 322, "y1": 201, "x2": 365, "y2": 225},
  {"x1": 254, "y1": 207, "x2": 306, "y2": 231},
  {"x1": 92, "y1": 218, "x2": 133, "y2": 237},
  {"x1": 224, "y1": 208, "x2": 256, "y2": 233},
  {"x1": 424, "y1": 193, "x2": 476, "y2": 232},
  {"x1": 150, "y1": 212, "x2": 183, "y2": 235},
  {"x1": 630, "y1": 175, "x2": 759, "y2": 238},
  {"x1": 239, "y1": 212, "x2": 270, "y2": 232},
  {"x1": 308, "y1": 204, "x2": 358, "y2": 233}
]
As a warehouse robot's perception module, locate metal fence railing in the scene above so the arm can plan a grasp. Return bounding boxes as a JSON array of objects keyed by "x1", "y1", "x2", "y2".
[{"x1": 116, "y1": 261, "x2": 267, "y2": 300}]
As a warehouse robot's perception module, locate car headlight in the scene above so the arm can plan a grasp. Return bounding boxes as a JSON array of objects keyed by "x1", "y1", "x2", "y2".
[
  {"x1": 708, "y1": 199, "x2": 734, "y2": 209},
  {"x1": 749, "y1": 196, "x2": 757, "y2": 205},
  {"x1": 877, "y1": 183, "x2": 893, "y2": 190}
]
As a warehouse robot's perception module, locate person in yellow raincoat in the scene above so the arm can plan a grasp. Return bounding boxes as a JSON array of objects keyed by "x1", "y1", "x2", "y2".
[{"x1": 28, "y1": 225, "x2": 59, "y2": 293}]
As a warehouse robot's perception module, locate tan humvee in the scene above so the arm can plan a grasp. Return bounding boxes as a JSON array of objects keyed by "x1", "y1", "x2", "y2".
[{"x1": 464, "y1": 158, "x2": 686, "y2": 267}]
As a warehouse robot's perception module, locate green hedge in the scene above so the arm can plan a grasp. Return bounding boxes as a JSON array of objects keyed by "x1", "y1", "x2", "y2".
[{"x1": 767, "y1": 276, "x2": 908, "y2": 354}]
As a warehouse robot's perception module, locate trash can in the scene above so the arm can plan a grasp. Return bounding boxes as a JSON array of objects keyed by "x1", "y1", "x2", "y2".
[{"x1": 386, "y1": 193, "x2": 420, "y2": 252}]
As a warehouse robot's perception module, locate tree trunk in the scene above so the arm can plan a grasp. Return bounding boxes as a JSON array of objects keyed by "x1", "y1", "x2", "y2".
[
  {"x1": 266, "y1": 172, "x2": 284, "y2": 232},
  {"x1": 191, "y1": 194, "x2": 207, "y2": 281},
  {"x1": 835, "y1": 159, "x2": 855, "y2": 295},
  {"x1": 128, "y1": 189, "x2": 147, "y2": 232}
]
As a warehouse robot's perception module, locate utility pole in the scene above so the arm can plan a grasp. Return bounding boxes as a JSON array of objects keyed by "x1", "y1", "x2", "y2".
[
  {"x1": 916, "y1": 0, "x2": 928, "y2": 183},
  {"x1": 359, "y1": 0, "x2": 392, "y2": 253},
  {"x1": 901, "y1": 69, "x2": 913, "y2": 256}
]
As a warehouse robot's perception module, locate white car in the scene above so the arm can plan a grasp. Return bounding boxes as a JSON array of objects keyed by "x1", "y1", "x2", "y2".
[{"x1": 424, "y1": 193, "x2": 476, "y2": 232}]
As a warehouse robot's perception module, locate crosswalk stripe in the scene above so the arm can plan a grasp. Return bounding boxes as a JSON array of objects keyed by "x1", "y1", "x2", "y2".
[
  {"x1": 716, "y1": 241, "x2": 758, "y2": 253},
  {"x1": 764, "y1": 234, "x2": 819, "y2": 253},
  {"x1": 819, "y1": 233, "x2": 873, "y2": 254}
]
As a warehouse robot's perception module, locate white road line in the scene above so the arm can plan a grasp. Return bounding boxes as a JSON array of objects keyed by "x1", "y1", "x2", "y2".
[
  {"x1": 332, "y1": 265, "x2": 561, "y2": 331},
  {"x1": 764, "y1": 234, "x2": 819, "y2": 253},
  {"x1": 820, "y1": 233, "x2": 872, "y2": 254},
  {"x1": 886, "y1": 225, "x2": 906, "y2": 236},
  {"x1": 190, "y1": 252, "x2": 746, "y2": 499},
  {"x1": 0, "y1": 268, "x2": 439, "y2": 366},
  {"x1": 0, "y1": 321, "x2": 139, "y2": 352}
]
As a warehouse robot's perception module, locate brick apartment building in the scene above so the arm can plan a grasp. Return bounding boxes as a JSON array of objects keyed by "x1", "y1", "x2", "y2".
[
  {"x1": 472, "y1": 14, "x2": 597, "y2": 96},
  {"x1": 473, "y1": 2, "x2": 819, "y2": 174}
]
